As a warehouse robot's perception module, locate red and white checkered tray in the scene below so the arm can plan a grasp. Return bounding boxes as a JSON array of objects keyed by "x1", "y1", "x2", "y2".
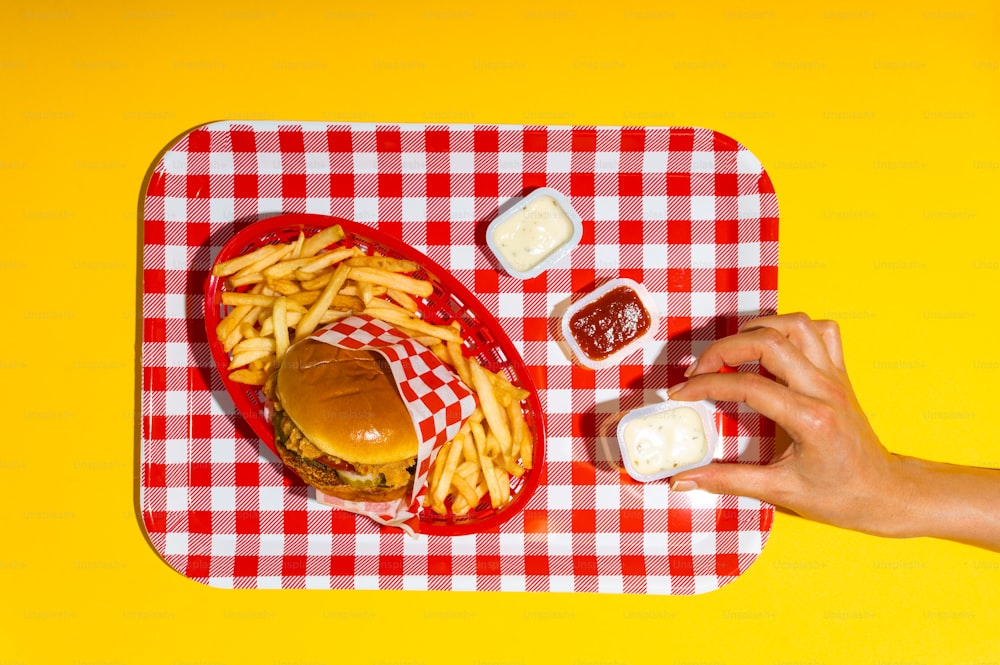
[{"x1": 141, "y1": 121, "x2": 779, "y2": 594}]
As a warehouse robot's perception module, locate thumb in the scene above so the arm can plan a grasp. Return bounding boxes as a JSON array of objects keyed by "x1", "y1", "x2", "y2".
[{"x1": 670, "y1": 462, "x2": 781, "y2": 503}]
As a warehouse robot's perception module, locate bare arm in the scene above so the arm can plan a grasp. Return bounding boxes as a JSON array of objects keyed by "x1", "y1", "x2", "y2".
[
  {"x1": 884, "y1": 456, "x2": 1000, "y2": 550},
  {"x1": 667, "y1": 313, "x2": 1000, "y2": 552}
]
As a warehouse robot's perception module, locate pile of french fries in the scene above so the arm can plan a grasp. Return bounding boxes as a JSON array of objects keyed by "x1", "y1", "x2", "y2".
[
  {"x1": 211, "y1": 223, "x2": 534, "y2": 516},
  {"x1": 212, "y1": 224, "x2": 461, "y2": 386},
  {"x1": 424, "y1": 343, "x2": 534, "y2": 515}
]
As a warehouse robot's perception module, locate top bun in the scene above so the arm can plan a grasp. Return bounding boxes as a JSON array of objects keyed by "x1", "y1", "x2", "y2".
[{"x1": 274, "y1": 339, "x2": 419, "y2": 465}]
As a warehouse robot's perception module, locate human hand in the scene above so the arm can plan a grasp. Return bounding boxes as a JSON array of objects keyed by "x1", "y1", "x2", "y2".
[{"x1": 667, "y1": 313, "x2": 907, "y2": 537}]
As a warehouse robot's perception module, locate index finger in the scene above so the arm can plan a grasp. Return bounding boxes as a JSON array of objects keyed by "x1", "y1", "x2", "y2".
[
  {"x1": 687, "y1": 326, "x2": 825, "y2": 396},
  {"x1": 669, "y1": 372, "x2": 815, "y2": 443},
  {"x1": 740, "y1": 312, "x2": 837, "y2": 373}
]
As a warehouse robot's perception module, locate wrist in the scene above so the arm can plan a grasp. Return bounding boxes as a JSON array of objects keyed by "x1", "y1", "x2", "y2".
[
  {"x1": 835, "y1": 453, "x2": 921, "y2": 539},
  {"x1": 868, "y1": 454, "x2": 928, "y2": 539},
  {"x1": 872, "y1": 454, "x2": 1000, "y2": 550}
]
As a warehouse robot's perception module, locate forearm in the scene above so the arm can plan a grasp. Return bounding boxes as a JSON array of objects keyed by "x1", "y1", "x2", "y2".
[{"x1": 883, "y1": 455, "x2": 1000, "y2": 552}]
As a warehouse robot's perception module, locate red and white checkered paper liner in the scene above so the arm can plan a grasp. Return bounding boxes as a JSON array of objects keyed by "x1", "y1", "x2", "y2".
[
  {"x1": 298, "y1": 316, "x2": 476, "y2": 533},
  {"x1": 141, "y1": 121, "x2": 779, "y2": 594}
]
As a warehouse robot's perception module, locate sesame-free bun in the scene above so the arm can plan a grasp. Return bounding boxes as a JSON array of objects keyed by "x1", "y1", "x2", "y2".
[{"x1": 275, "y1": 339, "x2": 419, "y2": 465}]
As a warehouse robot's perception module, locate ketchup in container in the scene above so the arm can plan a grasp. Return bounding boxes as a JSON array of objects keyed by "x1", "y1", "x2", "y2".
[
  {"x1": 569, "y1": 286, "x2": 651, "y2": 360},
  {"x1": 560, "y1": 278, "x2": 659, "y2": 369}
]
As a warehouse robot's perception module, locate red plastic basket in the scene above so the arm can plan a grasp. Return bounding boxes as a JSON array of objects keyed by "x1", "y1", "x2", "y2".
[{"x1": 203, "y1": 213, "x2": 544, "y2": 535}]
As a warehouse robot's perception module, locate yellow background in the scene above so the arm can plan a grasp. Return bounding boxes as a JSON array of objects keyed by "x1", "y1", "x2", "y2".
[{"x1": 3, "y1": 1, "x2": 998, "y2": 663}]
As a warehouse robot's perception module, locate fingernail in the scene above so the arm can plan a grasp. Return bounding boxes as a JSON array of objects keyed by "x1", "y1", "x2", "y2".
[
  {"x1": 667, "y1": 381, "x2": 686, "y2": 396},
  {"x1": 670, "y1": 479, "x2": 698, "y2": 492},
  {"x1": 683, "y1": 359, "x2": 698, "y2": 377}
]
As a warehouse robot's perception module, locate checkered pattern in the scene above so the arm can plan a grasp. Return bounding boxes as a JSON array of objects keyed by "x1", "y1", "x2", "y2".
[
  {"x1": 141, "y1": 121, "x2": 779, "y2": 594},
  {"x1": 302, "y1": 316, "x2": 476, "y2": 530}
]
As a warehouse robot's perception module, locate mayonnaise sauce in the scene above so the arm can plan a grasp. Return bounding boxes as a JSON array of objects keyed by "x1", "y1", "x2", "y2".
[
  {"x1": 622, "y1": 406, "x2": 709, "y2": 475},
  {"x1": 491, "y1": 195, "x2": 574, "y2": 272}
]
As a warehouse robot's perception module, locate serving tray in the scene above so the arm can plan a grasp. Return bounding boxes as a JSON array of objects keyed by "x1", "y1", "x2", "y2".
[{"x1": 140, "y1": 120, "x2": 779, "y2": 594}]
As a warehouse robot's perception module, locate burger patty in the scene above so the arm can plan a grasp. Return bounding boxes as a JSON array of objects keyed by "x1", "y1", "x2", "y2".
[{"x1": 271, "y1": 408, "x2": 416, "y2": 490}]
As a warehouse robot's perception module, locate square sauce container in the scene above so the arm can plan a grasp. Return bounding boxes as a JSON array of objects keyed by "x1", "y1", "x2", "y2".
[
  {"x1": 616, "y1": 399, "x2": 719, "y2": 482},
  {"x1": 560, "y1": 278, "x2": 659, "y2": 370},
  {"x1": 486, "y1": 187, "x2": 583, "y2": 279}
]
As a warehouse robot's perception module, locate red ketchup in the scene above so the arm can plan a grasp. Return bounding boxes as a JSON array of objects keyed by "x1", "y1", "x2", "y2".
[{"x1": 568, "y1": 286, "x2": 652, "y2": 361}]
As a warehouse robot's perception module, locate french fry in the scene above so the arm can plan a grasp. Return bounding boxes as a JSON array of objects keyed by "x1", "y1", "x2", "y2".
[
  {"x1": 233, "y1": 243, "x2": 294, "y2": 279},
  {"x1": 298, "y1": 224, "x2": 345, "y2": 258},
  {"x1": 432, "y1": 432, "x2": 467, "y2": 505},
  {"x1": 449, "y1": 473, "x2": 480, "y2": 508},
  {"x1": 386, "y1": 288, "x2": 419, "y2": 312},
  {"x1": 460, "y1": 430, "x2": 479, "y2": 464},
  {"x1": 231, "y1": 336, "x2": 275, "y2": 355},
  {"x1": 221, "y1": 292, "x2": 276, "y2": 308},
  {"x1": 497, "y1": 454, "x2": 526, "y2": 478},
  {"x1": 227, "y1": 272, "x2": 265, "y2": 288},
  {"x1": 213, "y1": 244, "x2": 283, "y2": 277},
  {"x1": 469, "y1": 419, "x2": 487, "y2": 455},
  {"x1": 520, "y1": 429, "x2": 534, "y2": 470},
  {"x1": 493, "y1": 466, "x2": 511, "y2": 504},
  {"x1": 284, "y1": 290, "x2": 362, "y2": 313},
  {"x1": 363, "y1": 307, "x2": 462, "y2": 343},
  {"x1": 449, "y1": 491, "x2": 474, "y2": 515},
  {"x1": 485, "y1": 431, "x2": 503, "y2": 459},
  {"x1": 346, "y1": 256, "x2": 420, "y2": 273},
  {"x1": 283, "y1": 299, "x2": 308, "y2": 314},
  {"x1": 286, "y1": 290, "x2": 321, "y2": 306},
  {"x1": 427, "y1": 440, "x2": 451, "y2": 502},
  {"x1": 357, "y1": 279, "x2": 374, "y2": 306},
  {"x1": 320, "y1": 310, "x2": 352, "y2": 324},
  {"x1": 228, "y1": 368, "x2": 268, "y2": 385},
  {"x1": 295, "y1": 263, "x2": 351, "y2": 341},
  {"x1": 216, "y1": 304, "x2": 252, "y2": 342},
  {"x1": 259, "y1": 312, "x2": 288, "y2": 336},
  {"x1": 272, "y1": 296, "x2": 289, "y2": 361},
  {"x1": 390, "y1": 329, "x2": 444, "y2": 347},
  {"x1": 424, "y1": 495, "x2": 447, "y2": 515},
  {"x1": 488, "y1": 370, "x2": 531, "y2": 402},
  {"x1": 363, "y1": 295, "x2": 415, "y2": 318},
  {"x1": 506, "y1": 399, "x2": 526, "y2": 461},
  {"x1": 432, "y1": 343, "x2": 453, "y2": 365},
  {"x1": 469, "y1": 359, "x2": 512, "y2": 454},
  {"x1": 301, "y1": 271, "x2": 334, "y2": 291},
  {"x1": 223, "y1": 305, "x2": 261, "y2": 353},
  {"x1": 293, "y1": 269, "x2": 317, "y2": 282},
  {"x1": 267, "y1": 308, "x2": 349, "y2": 335},
  {"x1": 264, "y1": 256, "x2": 318, "y2": 280},
  {"x1": 447, "y1": 340, "x2": 472, "y2": 387},
  {"x1": 455, "y1": 460, "x2": 480, "y2": 484},
  {"x1": 428, "y1": 343, "x2": 451, "y2": 367},
  {"x1": 347, "y1": 266, "x2": 434, "y2": 298},
  {"x1": 289, "y1": 231, "x2": 305, "y2": 258},
  {"x1": 300, "y1": 247, "x2": 360, "y2": 273},
  {"x1": 228, "y1": 349, "x2": 274, "y2": 370},
  {"x1": 341, "y1": 284, "x2": 387, "y2": 298},
  {"x1": 473, "y1": 420, "x2": 503, "y2": 509},
  {"x1": 267, "y1": 279, "x2": 301, "y2": 295}
]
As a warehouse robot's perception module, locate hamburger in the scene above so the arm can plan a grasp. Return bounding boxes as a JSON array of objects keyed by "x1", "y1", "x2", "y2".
[{"x1": 263, "y1": 338, "x2": 419, "y2": 502}]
